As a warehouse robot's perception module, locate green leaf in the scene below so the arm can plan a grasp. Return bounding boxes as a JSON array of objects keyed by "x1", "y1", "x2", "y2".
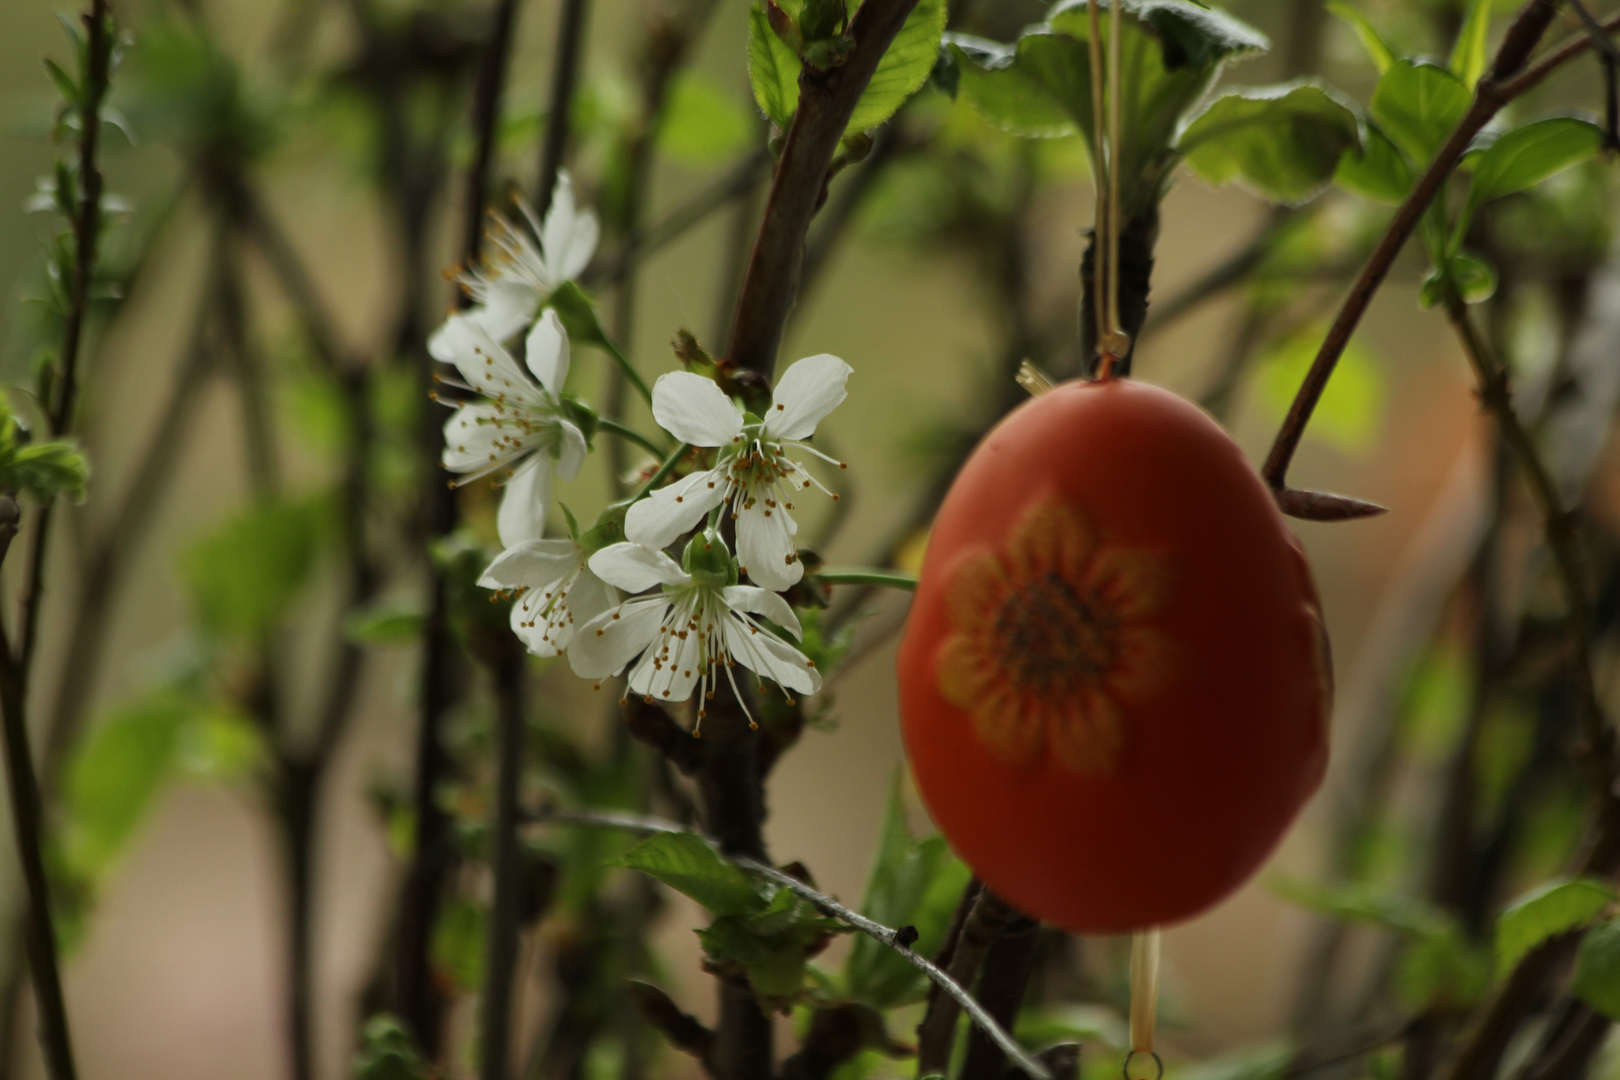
[
  {"x1": 1178, "y1": 81, "x2": 1362, "y2": 204},
  {"x1": 844, "y1": 776, "x2": 971, "y2": 1008},
  {"x1": 1256, "y1": 324, "x2": 1382, "y2": 454},
  {"x1": 1273, "y1": 878, "x2": 1451, "y2": 938},
  {"x1": 618, "y1": 831, "x2": 766, "y2": 916},
  {"x1": 354, "y1": 1016, "x2": 429, "y2": 1080},
  {"x1": 345, "y1": 596, "x2": 426, "y2": 646},
  {"x1": 1449, "y1": 0, "x2": 1491, "y2": 91},
  {"x1": 947, "y1": 35, "x2": 1077, "y2": 138},
  {"x1": 1335, "y1": 121, "x2": 1412, "y2": 204},
  {"x1": 1370, "y1": 60, "x2": 1471, "y2": 165},
  {"x1": 181, "y1": 495, "x2": 329, "y2": 639},
  {"x1": 431, "y1": 898, "x2": 485, "y2": 993},
  {"x1": 1574, "y1": 918, "x2": 1620, "y2": 1020},
  {"x1": 1419, "y1": 249, "x2": 1497, "y2": 308},
  {"x1": 1458, "y1": 116, "x2": 1604, "y2": 236},
  {"x1": 44, "y1": 58, "x2": 80, "y2": 106},
  {"x1": 1325, "y1": 1, "x2": 1393, "y2": 75},
  {"x1": 9, "y1": 439, "x2": 89, "y2": 504},
  {"x1": 1496, "y1": 878, "x2": 1616, "y2": 974},
  {"x1": 1394, "y1": 928, "x2": 1490, "y2": 1011},
  {"x1": 845, "y1": 0, "x2": 947, "y2": 134},
  {"x1": 659, "y1": 73, "x2": 754, "y2": 165},
  {"x1": 61, "y1": 693, "x2": 192, "y2": 879},
  {"x1": 748, "y1": 3, "x2": 802, "y2": 129}
]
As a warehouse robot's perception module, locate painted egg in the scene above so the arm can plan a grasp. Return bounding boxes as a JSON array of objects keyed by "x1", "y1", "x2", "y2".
[{"x1": 897, "y1": 377, "x2": 1330, "y2": 933}]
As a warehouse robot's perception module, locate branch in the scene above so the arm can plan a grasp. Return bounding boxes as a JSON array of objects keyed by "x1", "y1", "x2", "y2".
[
  {"x1": 726, "y1": 0, "x2": 924, "y2": 377},
  {"x1": 461, "y1": 0, "x2": 522, "y2": 274},
  {"x1": 1261, "y1": 0, "x2": 1570, "y2": 496},
  {"x1": 536, "y1": 0, "x2": 590, "y2": 217},
  {"x1": 527, "y1": 807, "x2": 1052, "y2": 1080},
  {"x1": 480, "y1": 647, "x2": 527, "y2": 1080},
  {"x1": 916, "y1": 887, "x2": 1020, "y2": 1077}
]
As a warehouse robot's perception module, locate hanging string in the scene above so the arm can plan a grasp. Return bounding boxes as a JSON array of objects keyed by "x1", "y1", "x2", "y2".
[
  {"x1": 1086, "y1": 0, "x2": 1132, "y2": 379},
  {"x1": 1127, "y1": 928, "x2": 1163, "y2": 1079}
]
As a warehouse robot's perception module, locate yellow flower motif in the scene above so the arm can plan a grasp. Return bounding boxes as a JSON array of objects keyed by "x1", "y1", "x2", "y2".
[{"x1": 936, "y1": 499, "x2": 1172, "y2": 776}]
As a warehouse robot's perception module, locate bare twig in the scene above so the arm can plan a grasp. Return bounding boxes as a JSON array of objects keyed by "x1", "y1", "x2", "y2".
[
  {"x1": 536, "y1": 0, "x2": 589, "y2": 219},
  {"x1": 726, "y1": 0, "x2": 924, "y2": 377},
  {"x1": 917, "y1": 888, "x2": 1020, "y2": 1077},
  {"x1": 461, "y1": 0, "x2": 522, "y2": 275},
  {"x1": 480, "y1": 647, "x2": 527, "y2": 1080},
  {"x1": 528, "y1": 807, "x2": 1051, "y2": 1080},
  {"x1": 1262, "y1": 0, "x2": 1570, "y2": 496}
]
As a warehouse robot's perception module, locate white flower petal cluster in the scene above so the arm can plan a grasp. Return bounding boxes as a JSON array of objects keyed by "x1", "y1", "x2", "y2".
[
  {"x1": 569, "y1": 541, "x2": 821, "y2": 724},
  {"x1": 625, "y1": 354, "x2": 851, "y2": 591},
  {"x1": 439, "y1": 310, "x2": 587, "y2": 546},
  {"x1": 429, "y1": 172, "x2": 599, "y2": 355},
  {"x1": 429, "y1": 175, "x2": 844, "y2": 722}
]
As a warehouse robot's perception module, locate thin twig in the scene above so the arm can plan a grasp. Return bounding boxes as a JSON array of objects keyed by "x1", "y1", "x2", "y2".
[
  {"x1": 461, "y1": 0, "x2": 523, "y2": 276},
  {"x1": 1261, "y1": 0, "x2": 1569, "y2": 495},
  {"x1": 1442, "y1": 292, "x2": 1611, "y2": 769},
  {"x1": 480, "y1": 648, "x2": 527, "y2": 1080},
  {"x1": 535, "y1": 0, "x2": 589, "y2": 219},
  {"x1": 528, "y1": 807, "x2": 1052, "y2": 1080}
]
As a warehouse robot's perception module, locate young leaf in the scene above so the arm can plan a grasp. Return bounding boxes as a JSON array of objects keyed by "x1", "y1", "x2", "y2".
[
  {"x1": 431, "y1": 898, "x2": 486, "y2": 992},
  {"x1": 1335, "y1": 122, "x2": 1411, "y2": 204},
  {"x1": 1457, "y1": 116, "x2": 1604, "y2": 236},
  {"x1": 845, "y1": 0, "x2": 947, "y2": 134},
  {"x1": 181, "y1": 495, "x2": 330, "y2": 639},
  {"x1": 345, "y1": 596, "x2": 427, "y2": 646},
  {"x1": 61, "y1": 693, "x2": 192, "y2": 879},
  {"x1": 1449, "y1": 0, "x2": 1491, "y2": 90},
  {"x1": 1325, "y1": 1, "x2": 1393, "y2": 75},
  {"x1": 618, "y1": 831, "x2": 766, "y2": 916},
  {"x1": 659, "y1": 73, "x2": 754, "y2": 164},
  {"x1": 1178, "y1": 81, "x2": 1362, "y2": 204},
  {"x1": 9, "y1": 439, "x2": 90, "y2": 504},
  {"x1": 1495, "y1": 878, "x2": 1616, "y2": 974},
  {"x1": 1370, "y1": 60, "x2": 1471, "y2": 165},
  {"x1": 354, "y1": 1016, "x2": 429, "y2": 1080},
  {"x1": 946, "y1": 34, "x2": 1077, "y2": 138},
  {"x1": 748, "y1": 3, "x2": 801, "y2": 129},
  {"x1": 1575, "y1": 919, "x2": 1620, "y2": 1020},
  {"x1": 1419, "y1": 250, "x2": 1497, "y2": 308},
  {"x1": 844, "y1": 776, "x2": 971, "y2": 1008}
]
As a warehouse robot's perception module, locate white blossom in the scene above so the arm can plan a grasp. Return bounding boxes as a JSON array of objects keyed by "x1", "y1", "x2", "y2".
[
  {"x1": 568, "y1": 541, "x2": 822, "y2": 728},
  {"x1": 625, "y1": 354, "x2": 851, "y2": 591},
  {"x1": 428, "y1": 172, "x2": 599, "y2": 356},
  {"x1": 479, "y1": 538, "x2": 617, "y2": 657},
  {"x1": 439, "y1": 309, "x2": 586, "y2": 545}
]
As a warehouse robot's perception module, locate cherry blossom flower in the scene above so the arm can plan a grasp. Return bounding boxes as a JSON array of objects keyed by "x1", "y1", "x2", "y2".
[
  {"x1": 439, "y1": 309, "x2": 586, "y2": 545},
  {"x1": 479, "y1": 537, "x2": 618, "y2": 657},
  {"x1": 625, "y1": 354, "x2": 851, "y2": 591},
  {"x1": 428, "y1": 172, "x2": 598, "y2": 356},
  {"x1": 567, "y1": 539, "x2": 822, "y2": 728}
]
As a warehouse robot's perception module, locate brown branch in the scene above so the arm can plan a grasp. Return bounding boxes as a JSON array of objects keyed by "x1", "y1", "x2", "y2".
[
  {"x1": 460, "y1": 0, "x2": 522, "y2": 274},
  {"x1": 916, "y1": 888, "x2": 1019, "y2": 1077},
  {"x1": 725, "y1": 0, "x2": 924, "y2": 377},
  {"x1": 536, "y1": 0, "x2": 590, "y2": 217},
  {"x1": 1261, "y1": 0, "x2": 1569, "y2": 496},
  {"x1": 629, "y1": 980, "x2": 717, "y2": 1072},
  {"x1": 480, "y1": 645, "x2": 527, "y2": 1080}
]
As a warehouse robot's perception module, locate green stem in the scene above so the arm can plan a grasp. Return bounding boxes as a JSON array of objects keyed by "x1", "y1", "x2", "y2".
[
  {"x1": 632, "y1": 443, "x2": 691, "y2": 502},
  {"x1": 817, "y1": 569, "x2": 917, "y2": 591},
  {"x1": 596, "y1": 418, "x2": 663, "y2": 458},
  {"x1": 600, "y1": 338, "x2": 653, "y2": 407}
]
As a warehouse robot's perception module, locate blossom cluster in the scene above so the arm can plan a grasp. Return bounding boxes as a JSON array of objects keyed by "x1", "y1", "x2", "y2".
[{"x1": 430, "y1": 175, "x2": 850, "y2": 728}]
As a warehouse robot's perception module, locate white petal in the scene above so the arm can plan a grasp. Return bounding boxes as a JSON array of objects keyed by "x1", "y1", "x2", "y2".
[
  {"x1": 478, "y1": 539, "x2": 579, "y2": 590},
  {"x1": 557, "y1": 210, "x2": 599, "y2": 282},
  {"x1": 724, "y1": 617, "x2": 821, "y2": 696},
  {"x1": 467, "y1": 278, "x2": 540, "y2": 344},
  {"x1": 497, "y1": 456, "x2": 551, "y2": 547},
  {"x1": 460, "y1": 325, "x2": 536, "y2": 403},
  {"x1": 555, "y1": 420, "x2": 587, "y2": 482},
  {"x1": 568, "y1": 597, "x2": 668, "y2": 678},
  {"x1": 721, "y1": 586, "x2": 802, "y2": 640},
  {"x1": 624, "y1": 468, "x2": 726, "y2": 550},
  {"x1": 563, "y1": 568, "x2": 618, "y2": 629},
  {"x1": 510, "y1": 591, "x2": 564, "y2": 658},
  {"x1": 766, "y1": 354, "x2": 851, "y2": 441},
  {"x1": 651, "y1": 372, "x2": 745, "y2": 447},
  {"x1": 588, "y1": 542, "x2": 689, "y2": 593},
  {"x1": 442, "y1": 403, "x2": 507, "y2": 472},
  {"x1": 541, "y1": 172, "x2": 579, "y2": 283},
  {"x1": 630, "y1": 612, "x2": 703, "y2": 703},
  {"x1": 524, "y1": 309, "x2": 570, "y2": 395},
  {"x1": 736, "y1": 500, "x2": 802, "y2": 592}
]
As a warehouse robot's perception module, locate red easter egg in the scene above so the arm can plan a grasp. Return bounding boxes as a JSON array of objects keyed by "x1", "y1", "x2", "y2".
[{"x1": 896, "y1": 377, "x2": 1330, "y2": 933}]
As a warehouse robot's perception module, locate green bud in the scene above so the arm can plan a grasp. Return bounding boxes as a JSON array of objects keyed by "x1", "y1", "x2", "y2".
[
  {"x1": 682, "y1": 532, "x2": 736, "y2": 588},
  {"x1": 581, "y1": 502, "x2": 630, "y2": 554}
]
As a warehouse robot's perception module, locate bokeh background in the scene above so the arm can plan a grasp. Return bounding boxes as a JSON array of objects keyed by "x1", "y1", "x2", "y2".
[{"x1": 0, "y1": 1, "x2": 1616, "y2": 1079}]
